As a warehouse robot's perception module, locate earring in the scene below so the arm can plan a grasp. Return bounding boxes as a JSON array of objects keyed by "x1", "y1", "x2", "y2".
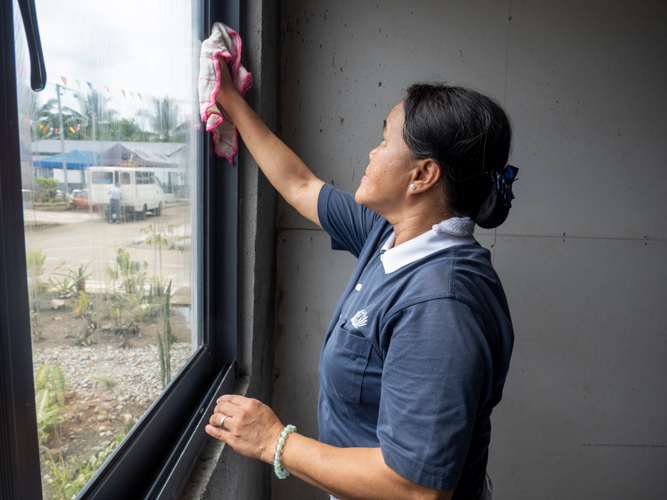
[{"x1": 410, "y1": 184, "x2": 416, "y2": 190}]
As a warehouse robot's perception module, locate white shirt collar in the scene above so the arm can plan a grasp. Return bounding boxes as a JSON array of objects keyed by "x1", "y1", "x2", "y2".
[{"x1": 379, "y1": 219, "x2": 476, "y2": 274}]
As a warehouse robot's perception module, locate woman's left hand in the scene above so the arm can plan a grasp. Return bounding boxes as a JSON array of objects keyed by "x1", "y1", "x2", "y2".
[{"x1": 205, "y1": 395, "x2": 285, "y2": 464}]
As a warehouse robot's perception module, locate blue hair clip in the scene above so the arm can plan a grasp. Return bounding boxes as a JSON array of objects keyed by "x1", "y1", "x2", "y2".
[{"x1": 492, "y1": 164, "x2": 519, "y2": 208}]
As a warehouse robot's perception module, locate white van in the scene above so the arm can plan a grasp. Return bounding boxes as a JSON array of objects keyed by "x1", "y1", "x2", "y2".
[{"x1": 87, "y1": 166, "x2": 165, "y2": 220}]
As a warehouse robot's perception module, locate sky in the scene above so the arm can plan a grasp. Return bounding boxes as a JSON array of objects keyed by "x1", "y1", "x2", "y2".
[{"x1": 14, "y1": 0, "x2": 202, "y2": 121}]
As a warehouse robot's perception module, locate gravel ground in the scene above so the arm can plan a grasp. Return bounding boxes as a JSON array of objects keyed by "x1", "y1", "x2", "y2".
[{"x1": 33, "y1": 343, "x2": 192, "y2": 403}]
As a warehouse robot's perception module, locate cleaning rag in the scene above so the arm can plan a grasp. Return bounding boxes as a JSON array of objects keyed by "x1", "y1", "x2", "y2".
[{"x1": 198, "y1": 22, "x2": 252, "y2": 162}]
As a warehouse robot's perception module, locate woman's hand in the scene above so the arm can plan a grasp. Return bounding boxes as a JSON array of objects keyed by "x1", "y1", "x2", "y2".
[
  {"x1": 205, "y1": 394, "x2": 285, "y2": 464},
  {"x1": 215, "y1": 54, "x2": 239, "y2": 109}
]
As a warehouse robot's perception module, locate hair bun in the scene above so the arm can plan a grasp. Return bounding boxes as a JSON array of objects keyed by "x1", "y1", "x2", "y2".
[{"x1": 473, "y1": 165, "x2": 519, "y2": 229}]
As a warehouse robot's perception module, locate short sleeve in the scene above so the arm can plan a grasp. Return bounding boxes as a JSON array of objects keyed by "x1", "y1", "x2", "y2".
[
  {"x1": 376, "y1": 298, "x2": 492, "y2": 491},
  {"x1": 317, "y1": 183, "x2": 382, "y2": 258}
]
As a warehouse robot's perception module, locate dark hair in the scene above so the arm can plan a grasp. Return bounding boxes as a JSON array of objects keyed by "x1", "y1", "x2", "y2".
[{"x1": 402, "y1": 83, "x2": 513, "y2": 228}]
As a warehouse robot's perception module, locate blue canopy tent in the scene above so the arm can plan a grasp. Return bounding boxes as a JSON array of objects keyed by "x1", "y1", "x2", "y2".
[{"x1": 33, "y1": 149, "x2": 99, "y2": 170}]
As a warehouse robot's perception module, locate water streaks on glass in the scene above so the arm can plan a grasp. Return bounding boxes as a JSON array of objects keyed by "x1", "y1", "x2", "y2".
[{"x1": 13, "y1": 0, "x2": 203, "y2": 497}]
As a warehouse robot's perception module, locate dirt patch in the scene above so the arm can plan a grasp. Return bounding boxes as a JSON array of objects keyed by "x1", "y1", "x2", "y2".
[{"x1": 32, "y1": 292, "x2": 191, "y2": 496}]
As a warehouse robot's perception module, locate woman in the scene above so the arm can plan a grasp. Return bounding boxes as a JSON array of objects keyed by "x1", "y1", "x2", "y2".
[{"x1": 206, "y1": 57, "x2": 516, "y2": 500}]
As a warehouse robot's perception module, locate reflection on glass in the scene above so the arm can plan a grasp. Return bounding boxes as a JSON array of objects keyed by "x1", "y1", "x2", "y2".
[{"x1": 13, "y1": 0, "x2": 202, "y2": 497}]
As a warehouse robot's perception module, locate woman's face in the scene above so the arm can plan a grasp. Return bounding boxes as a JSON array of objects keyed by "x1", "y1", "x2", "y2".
[{"x1": 355, "y1": 102, "x2": 415, "y2": 217}]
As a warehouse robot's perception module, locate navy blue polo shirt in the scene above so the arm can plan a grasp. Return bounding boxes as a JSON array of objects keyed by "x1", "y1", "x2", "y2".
[{"x1": 316, "y1": 184, "x2": 514, "y2": 499}]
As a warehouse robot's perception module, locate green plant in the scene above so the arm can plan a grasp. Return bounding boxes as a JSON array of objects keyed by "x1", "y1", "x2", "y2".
[
  {"x1": 108, "y1": 248, "x2": 148, "y2": 295},
  {"x1": 34, "y1": 364, "x2": 66, "y2": 444},
  {"x1": 36, "y1": 364, "x2": 66, "y2": 408},
  {"x1": 107, "y1": 248, "x2": 143, "y2": 326},
  {"x1": 69, "y1": 262, "x2": 91, "y2": 292},
  {"x1": 35, "y1": 176, "x2": 59, "y2": 203},
  {"x1": 72, "y1": 291, "x2": 91, "y2": 317},
  {"x1": 156, "y1": 280, "x2": 173, "y2": 389},
  {"x1": 127, "y1": 289, "x2": 157, "y2": 321},
  {"x1": 26, "y1": 249, "x2": 47, "y2": 278},
  {"x1": 86, "y1": 373, "x2": 117, "y2": 390},
  {"x1": 45, "y1": 432, "x2": 127, "y2": 500},
  {"x1": 35, "y1": 389, "x2": 64, "y2": 445},
  {"x1": 48, "y1": 263, "x2": 75, "y2": 295},
  {"x1": 141, "y1": 222, "x2": 173, "y2": 281}
]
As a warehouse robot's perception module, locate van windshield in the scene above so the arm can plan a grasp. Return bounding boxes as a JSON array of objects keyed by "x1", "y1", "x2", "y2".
[{"x1": 92, "y1": 172, "x2": 114, "y2": 184}]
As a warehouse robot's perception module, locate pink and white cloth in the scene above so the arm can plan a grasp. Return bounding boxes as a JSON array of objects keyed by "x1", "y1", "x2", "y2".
[{"x1": 198, "y1": 22, "x2": 252, "y2": 163}]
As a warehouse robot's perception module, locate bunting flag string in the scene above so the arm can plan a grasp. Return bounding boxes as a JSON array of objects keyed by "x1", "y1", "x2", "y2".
[{"x1": 43, "y1": 74, "x2": 192, "y2": 113}]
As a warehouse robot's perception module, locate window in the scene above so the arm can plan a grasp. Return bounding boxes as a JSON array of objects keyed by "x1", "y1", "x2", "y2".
[
  {"x1": 92, "y1": 172, "x2": 113, "y2": 184},
  {"x1": 136, "y1": 171, "x2": 156, "y2": 185},
  {"x1": 0, "y1": 0, "x2": 240, "y2": 498}
]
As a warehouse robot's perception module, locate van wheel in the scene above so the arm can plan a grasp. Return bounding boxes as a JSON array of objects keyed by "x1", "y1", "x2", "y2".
[
  {"x1": 155, "y1": 202, "x2": 162, "y2": 216},
  {"x1": 138, "y1": 204, "x2": 147, "y2": 220}
]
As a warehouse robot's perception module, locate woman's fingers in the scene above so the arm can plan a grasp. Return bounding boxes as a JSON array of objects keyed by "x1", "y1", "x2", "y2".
[
  {"x1": 205, "y1": 423, "x2": 231, "y2": 441},
  {"x1": 209, "y1": 412, "x2": 229, "y2": 428},
  {"x1": 215, "y1": 54, "x2": 238, "y2": 107},
  {"x1": 216, "y1": 393, "x2": 245, "y2": 405},
  {"x1": 213, "y1": 401, "x2": 239, "y2": 417}
]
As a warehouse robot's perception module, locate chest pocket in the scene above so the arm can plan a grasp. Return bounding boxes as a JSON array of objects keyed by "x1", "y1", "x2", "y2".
[{"x1": 322, "y1": 324, "x2": 372, "y2": 404}]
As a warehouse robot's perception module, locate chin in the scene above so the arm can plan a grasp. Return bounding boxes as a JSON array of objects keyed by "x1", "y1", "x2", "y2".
[{"x1": 354, "y1": 187, "x2": 367, "y2": 207}]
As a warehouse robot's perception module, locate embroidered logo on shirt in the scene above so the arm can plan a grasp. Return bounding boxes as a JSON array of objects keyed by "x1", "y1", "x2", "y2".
[{"x1": 350, "y1": 310, "x2": 368, "y2": 328}]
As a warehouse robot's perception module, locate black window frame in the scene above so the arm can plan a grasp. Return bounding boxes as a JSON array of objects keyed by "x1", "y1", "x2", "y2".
[{"x1": 0, "y1": 0, "x2": 241, "y2": 498}]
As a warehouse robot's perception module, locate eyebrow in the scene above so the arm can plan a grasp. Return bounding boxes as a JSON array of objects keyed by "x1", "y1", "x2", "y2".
[{"x1": 383, "y1": 119, "x2": 387, "y2": 133}]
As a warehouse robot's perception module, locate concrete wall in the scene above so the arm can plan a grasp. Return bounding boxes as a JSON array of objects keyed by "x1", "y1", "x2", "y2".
[{"x1": 273, "y1": 1, "x2": 667, "y2": 499}]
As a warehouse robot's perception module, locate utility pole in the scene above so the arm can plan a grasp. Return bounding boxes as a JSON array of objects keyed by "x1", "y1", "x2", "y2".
[{"x1": 56, "y1": 83, "x2": 69, "y2": 197}]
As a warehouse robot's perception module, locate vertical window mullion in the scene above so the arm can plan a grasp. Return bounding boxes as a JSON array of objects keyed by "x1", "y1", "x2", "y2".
[{"x1": 0, "y1": 2, "x2": 42, "y2": 497}]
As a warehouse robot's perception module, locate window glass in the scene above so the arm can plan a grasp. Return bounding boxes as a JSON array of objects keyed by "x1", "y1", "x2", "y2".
[
  {"x1": 92, "y1": 172, "x2": 113, "y2": 184},
  {"x1": 13, "y1": 0, "x2": 202, "y2": 497}
]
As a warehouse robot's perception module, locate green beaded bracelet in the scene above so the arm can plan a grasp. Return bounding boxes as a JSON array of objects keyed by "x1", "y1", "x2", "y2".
[{"x1": 273, "y1": 424, "x2": 297, "y2": 479}]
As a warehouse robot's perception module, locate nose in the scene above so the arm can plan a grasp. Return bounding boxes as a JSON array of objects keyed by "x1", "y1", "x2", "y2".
[{"x1": 369, "y1": 146, "x2": 378, "y2": 161}]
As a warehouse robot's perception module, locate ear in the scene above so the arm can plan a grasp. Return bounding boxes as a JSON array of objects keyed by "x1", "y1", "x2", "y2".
[{"x1": 409, "y1": 159, "x2": 441, "y2": 193}]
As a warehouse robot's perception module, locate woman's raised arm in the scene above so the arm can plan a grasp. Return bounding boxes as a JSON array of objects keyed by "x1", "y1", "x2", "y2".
[{"x1": 215, "y1": 55, "x2": 325, "y2": 227}]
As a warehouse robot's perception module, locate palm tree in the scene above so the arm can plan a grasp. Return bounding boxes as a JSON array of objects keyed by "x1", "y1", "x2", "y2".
[
  {"x1": 138, "y1": 97, "x2": 184, "y2": 142},
  {"x1": 76, "y1": 90, "x2": 106, "y2": 140},
  {"x1": 30, "y1": 97, "x2": 59, "y2": 140}
]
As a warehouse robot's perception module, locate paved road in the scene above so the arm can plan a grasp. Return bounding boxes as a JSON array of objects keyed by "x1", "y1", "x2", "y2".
[{"x1": 24, "y1": 204, "x2": 193, "y2": 301}]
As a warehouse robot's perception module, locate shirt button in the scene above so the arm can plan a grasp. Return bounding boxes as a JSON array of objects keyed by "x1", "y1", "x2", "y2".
[{"x1": 355, "y1": 283, "x2": 362, "y2": 291}]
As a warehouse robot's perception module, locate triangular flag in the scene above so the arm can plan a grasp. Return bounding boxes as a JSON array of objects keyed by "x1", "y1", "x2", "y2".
[
  {"x1": 130, "y1": 91, "x2": 134, "y2": 99},
  {"x1": 138, "y1": 93, "x2": 142, "y2": 101},
  {"x1": 105, "y1": 86, "x2": 110, "y2": 93},
  {"x1": 24, "y1": 116, "x2": 29, "y2": 123},
  {"x1": 38, "y1": 124, "x2": 44, "y2": 130},
  {"x1": 44, "y1": 126, "x2": 48, "y2": 133},
  {"x1": 61, "y1": 76, "x2": 67, "y2": 86},
  {"x1": 121, "y1": 90, "x2": 126, "y2": 98},
  {"x1": 18, "y1": 113, "x2": 24, "y2": 120},
  {"x1": 55, "y1": 128, "x2": 59, "y2": 135},
  {"x1": 69, "y1": 126, "x2": 75, "y2": 133},
  {"x1": 75, "y1": 79, "x2": 81, "y2": 87},
  {"x1": 87, "y1": 82, "x2": 93, "y2": 90}
]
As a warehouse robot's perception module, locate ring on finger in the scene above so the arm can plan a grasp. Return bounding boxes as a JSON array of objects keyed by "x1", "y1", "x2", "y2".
[{"x1": 219, "y1": 414, "x2": 228, "y2": 429}]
